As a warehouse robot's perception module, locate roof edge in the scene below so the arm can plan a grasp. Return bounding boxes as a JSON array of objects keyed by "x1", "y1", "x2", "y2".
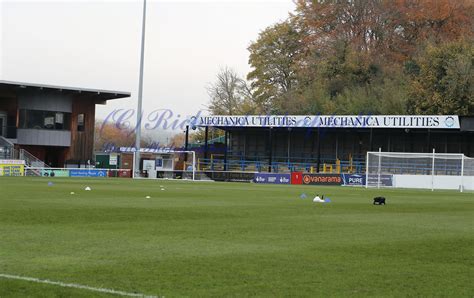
[{"x1": 0, "y1": 80, "x2": 131, "y2": 99}]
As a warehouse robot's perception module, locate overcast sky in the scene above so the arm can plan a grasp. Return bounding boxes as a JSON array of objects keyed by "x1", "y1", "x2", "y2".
[{"x1": 0, "y1": 0, "x2": 294, "y2": 139}]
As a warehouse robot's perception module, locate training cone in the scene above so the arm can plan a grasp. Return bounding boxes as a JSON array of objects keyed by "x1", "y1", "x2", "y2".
[
  {"x1": 300, "y1": 193, "x2": 307, "y2": 199},
  {"x1": 84, "y1": 186, "x2": 91, "y2": 191},
  {"x1": 48, "y1": 182, "x2": 54, "y2": 186},
  {"x1": 324, "y1": 198, "x2": 331, "y2": 203},
  {"x1": 145, "y1": 195, "x2": 151, "y2": 199},
  {"x1": 70, "y1": 192, "x2": 75, "y2": 195}
]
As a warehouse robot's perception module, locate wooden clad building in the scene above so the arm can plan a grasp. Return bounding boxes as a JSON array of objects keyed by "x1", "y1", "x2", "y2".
[{"x1": 0, "y1": 80, "x2": 130, "y2": 166}]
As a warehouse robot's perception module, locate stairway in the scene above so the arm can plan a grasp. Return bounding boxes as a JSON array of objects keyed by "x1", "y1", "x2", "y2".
[
  {"x1": 0, "y1": 137, "x2": 52, "y2": 176},
  {"x1": 19, "y1": 149, "x2": 51, "y2": 168}
]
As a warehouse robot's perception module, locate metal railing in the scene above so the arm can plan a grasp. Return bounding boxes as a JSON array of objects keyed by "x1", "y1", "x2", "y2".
[
  {"x1": 0, "y1": 136, "x2": 16, "y2": 159},
  {"x1": 0, "y1": 146, "x2": 16, "y2": 160},
  {"x1": 197, "y1": 157, "x2": 366, "y2": 174},
  {"x1": 19, "y1": 149, "x2": 51, "y2": 168}
]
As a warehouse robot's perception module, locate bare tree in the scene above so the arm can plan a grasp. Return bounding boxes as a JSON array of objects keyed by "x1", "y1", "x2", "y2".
[{"x1": 207, "y1": 67, "x2": 248, "y2": 115}]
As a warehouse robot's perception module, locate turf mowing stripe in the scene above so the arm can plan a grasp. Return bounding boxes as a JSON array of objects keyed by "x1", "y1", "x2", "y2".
[{"x1": 0, "y1": 273, "x2": 157, "y2": 297}]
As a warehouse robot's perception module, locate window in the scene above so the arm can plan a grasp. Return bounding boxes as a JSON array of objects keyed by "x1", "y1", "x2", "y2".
[
  {"x1": 77, "y1": 114, "x2": 85, "y2": 132},
  {"x1": 55, "y1": 113, "x2": 65, "y2": 130},
  {"x1": 0, "y1": 111, "x2": 6, "y2": 137},
  {"x1": 19, "y1": 109, "x2": 71, "y2": 130},
  {"x1": 0, "y1": 118, "x2": 4, "y2": 137}
]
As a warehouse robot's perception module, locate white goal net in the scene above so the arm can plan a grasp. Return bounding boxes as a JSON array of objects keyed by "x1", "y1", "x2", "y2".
[{"x1": 366, "y1": 151, "x2": 474, "y2": 192}]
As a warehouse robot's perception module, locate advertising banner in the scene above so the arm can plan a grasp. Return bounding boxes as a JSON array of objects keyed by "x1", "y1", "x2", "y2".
[
  {"x1": 108, "y1": 169, "x2": 132, "y2": 178},
  {"x1": 41, "y1": 169, "x2": 70, "y2": 177},
  {"x1": 69, "y1": 169, "x2": 108, "y2": 177},
  {"x1": 109, "y1": 154, "x2": 118, "y2": 166},
  {"x1": 155, "y1": 158, "x2": 163, "y2": 169},
  {"x1": 341, "y1": 174, "x2": 366, "y2": 186},
  {"x1": 193, "y1": 115, "x2": 460, "y2": 129},
  {"x1": 254, "y1": 173, "x2": 291, "y2": 184},
  {"x1": 367, "y1": 174, "x2": 393, "y2": 187},
  {"x1": 291, "y1": 172, "x2": 303, "y2": 185},
  {"x1": 302, "y1": 173, "x2": 342, "y2": 185},
  {"x1": 0, "y1": 164, "x2": 24, "y2": 176},
  {"x1": 0, "y1": 159, "x2": 26, "y2": 165},
  {"x1": 204, "y1": 171, "x2": 255, "y2": 182}
]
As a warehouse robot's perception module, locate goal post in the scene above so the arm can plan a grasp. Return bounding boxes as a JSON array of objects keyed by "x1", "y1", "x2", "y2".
[{"x1": 366, "y1": 151, "x2": 473, "y2": 192}]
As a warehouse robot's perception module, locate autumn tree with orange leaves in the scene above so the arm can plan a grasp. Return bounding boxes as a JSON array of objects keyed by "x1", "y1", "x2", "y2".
[
  {"x1": 94, "y1": 120, "x2": 156, "y2": 152},
  {"x1": 210, "y1": 0, "x2": 473, "y2": 116}
]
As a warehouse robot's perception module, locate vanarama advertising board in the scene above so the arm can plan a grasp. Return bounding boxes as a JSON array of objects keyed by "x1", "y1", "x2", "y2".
[
  {"x1": 0, "y1": 160, "x2": 25, "y2": 176},
  {"x1": 302, "y1": 174, "x2": 342, "y2": 185}
]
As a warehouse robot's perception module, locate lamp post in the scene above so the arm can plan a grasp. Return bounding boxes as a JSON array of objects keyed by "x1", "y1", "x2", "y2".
[{"x1": 135, "y1": 0, "x2": 147, "y2": 177}]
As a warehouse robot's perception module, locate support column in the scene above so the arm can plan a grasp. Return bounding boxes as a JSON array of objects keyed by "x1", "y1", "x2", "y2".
[
  {"x1": 427, "y1": 128, "x2": 431, "y2": 153},
  {"x1": 445, "y1": 134, "x2": 448, "y2": 153},
  {"x1": 310, "y1": 130, "x2": 315, "y2": 172},
  {"x1": 244, "y1": 132, "x2": 248, "y2": 159},
  {"x1": 316, "y1": 128, "x2": 321, "y2": 173},
  {"x1": 467, "y1": 133, "x2": 472, "y2": 156},
  {"x1": 204, "y1": 126, "x2": 209, "y2": 160},
  {"x1": 287, "y1": 128, "x2": 291, "y2": 164},
  {"x1": 184, "y1": 125, "x2": 189, "y2": 163},
  {"x1": 268, "y1": 128, "x2": 273, "y2": 173},
  {"x1": 224, "y1": 130, "x2": 228, "y2": 171},
  {"x1": 184, "y1": 125, "x2": 189, "y2": 151},
  {"x1": 369, "y1": 128, "x2": 374, "y2": 151}
]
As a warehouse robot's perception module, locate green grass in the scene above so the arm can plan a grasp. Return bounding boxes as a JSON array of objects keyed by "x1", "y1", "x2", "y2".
[{"x1": 0, "y1": 177, "x2": 473, "y2": 297}]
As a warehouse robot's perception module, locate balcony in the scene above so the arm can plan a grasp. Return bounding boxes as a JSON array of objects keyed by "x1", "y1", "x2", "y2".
[
  {"x1": 1, "y1": 125, "x2": 71, "y2": 147},
  {"x1": 17, "y1": 129, "x2": 71, "y2": 147}
]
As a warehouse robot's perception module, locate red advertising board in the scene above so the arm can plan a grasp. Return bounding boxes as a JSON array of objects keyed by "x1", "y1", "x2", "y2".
[
  {"x1": 291, "y1": 172, "x2": 303, "y2": 184},
  {"x1": 302, "y1": 173, "x2": 342, "y2": 185}
]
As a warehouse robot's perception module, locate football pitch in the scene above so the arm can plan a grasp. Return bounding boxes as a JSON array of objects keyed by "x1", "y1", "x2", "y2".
[{"x1": 0, "y1": 177, "x2": 472, "y2": 297}]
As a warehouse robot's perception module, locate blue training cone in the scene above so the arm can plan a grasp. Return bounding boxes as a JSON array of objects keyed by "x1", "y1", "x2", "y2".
[
  {"x1": 48, "y1": 182, "x2": 54, "y2": 186},
  {"x1": 300, "y1": 193, "x2": 307, "y2": 199},
  {"x1": 324, "y1": 198, "x2": 331, "y2": 203}
]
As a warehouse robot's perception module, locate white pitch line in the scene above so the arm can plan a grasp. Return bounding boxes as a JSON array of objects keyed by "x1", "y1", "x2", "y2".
[{"x1": 0, "y1": 273, "x2": 157, "y2": 298}]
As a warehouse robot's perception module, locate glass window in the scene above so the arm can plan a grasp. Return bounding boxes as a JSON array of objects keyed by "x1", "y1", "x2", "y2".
[
  {"x1": 0, "y1": 118, "x2": 4, "y2": 137},
  {"x1": 19, "y1": 109, "x2": 71, "y2": 130},
  {"x1": 55, "y1": 112, "x2": 65, "y2": 130},
  {"x1": 77, "y1": 114, "x2": 85, "y2": 131}
]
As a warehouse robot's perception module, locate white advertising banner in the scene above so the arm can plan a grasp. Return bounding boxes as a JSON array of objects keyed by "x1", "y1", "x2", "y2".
[
  {"x1": 109, "y1": 153, "x2": 118, "y2": 166},
  {"x1": 0, "y1": 159, "x2": 26, "y2": 165},
  {"x1": 192, "y1": 115, "x2": 460, "y2": 129}
]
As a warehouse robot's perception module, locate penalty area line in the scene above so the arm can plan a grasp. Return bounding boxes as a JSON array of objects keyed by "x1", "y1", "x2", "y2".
[{"x1": 0, "y1": 273, "x2": 157, "y2": 298}]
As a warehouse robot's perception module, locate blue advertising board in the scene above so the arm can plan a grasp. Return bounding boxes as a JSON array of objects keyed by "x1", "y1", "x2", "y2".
[
  {"x1": 254, "y1": 173, "x2": 291, "y2": 184},
  {"x1": 341, "y1": 174, "x2": 366, "y2": 186},
  {"x1": 69, "y1": 169, "x2": 108, "y2": 177}
]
